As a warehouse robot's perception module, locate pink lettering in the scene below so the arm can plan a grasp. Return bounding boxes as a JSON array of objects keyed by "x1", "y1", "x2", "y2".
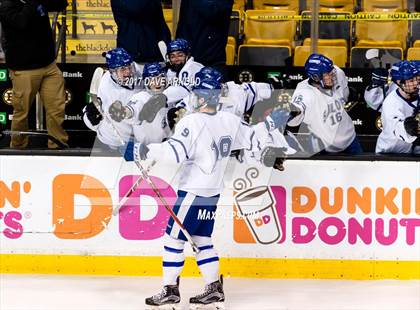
[
  {"x1": 118, "y1": 175, "x2": 176, "y2": 240},
  {"x1": 292, "y1": 217, "x2": 316, "y2": 243},
  {"x1": 318, "y1": 217, "x2": 346, "y2": 245}
]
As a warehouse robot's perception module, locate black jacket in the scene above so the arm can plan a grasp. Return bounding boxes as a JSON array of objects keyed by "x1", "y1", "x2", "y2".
[
  {"x1": 176, "y1": 0, "x2": 233, "y2": 66},
  {"x1": 111, "y1": 0, "x2": 171, "y2": 63},
  {"x1": 0, "y1": 0, "x2": 67, "y2": 70}
]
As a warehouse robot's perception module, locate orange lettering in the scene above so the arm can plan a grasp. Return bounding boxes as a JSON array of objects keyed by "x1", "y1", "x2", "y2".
[
  {"x1": 376, "y1": 188, "x2": 399, "y2": 215},
  {"x1": 0, "y1": 181, "x2": 20, "y2": 208},
  {"x1": 292, "y1": 187, "x2": 316, "y2": 213},
  {"x1": 402, "y1": 188, "x2": 411, "y2": 215},
  {"x1": 53, "y1": 174, "x2": 112, "y2": 239},
  {"x1": 320, "y1": 187, "x2": 343, "y2": 214},
  {"x1": 347, "y1": 187, "x2": 371, "y2": 214}
]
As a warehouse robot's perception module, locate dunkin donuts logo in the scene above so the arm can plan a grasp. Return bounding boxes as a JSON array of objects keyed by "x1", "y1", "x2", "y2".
[
  {"x1": 233, "y1": 168, "x2": 420, "y2": 246},
  {"x1": 233, "y1": 168, "x2": 286, "y2": 245}
]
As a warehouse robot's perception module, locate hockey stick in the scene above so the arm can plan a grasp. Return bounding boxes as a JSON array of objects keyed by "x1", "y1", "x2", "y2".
[
  {"x1": 0, "y1": 129, "x2": 68, "y2": 149},
  {"x1": 89, "y1": 67, "x2": 199, "y2": 253},
  {"x1": 112, "y1": 163, "x2": 153, "y2": 216},
  {"x1": 158, "y1": 40, "x2": 167, "y2": 62}
]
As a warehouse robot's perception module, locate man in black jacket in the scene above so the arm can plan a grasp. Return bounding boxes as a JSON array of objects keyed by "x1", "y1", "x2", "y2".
[
  {"x1": 176, "y1": 0, "x2": 233, "y2": 78},
  {"x1": 0, "y1": 0, "x2": 68, "y2": 149},
  {"x1": 111, "y1": 0, "x2": 171, "y2": 63}
]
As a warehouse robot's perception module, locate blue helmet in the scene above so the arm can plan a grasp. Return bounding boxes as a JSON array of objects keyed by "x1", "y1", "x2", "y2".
[
  {"x1": 142, "y1": 62, "x2": 167, "y2": 92},
  {"x1": 410, "y1": 60, "x2": 420, "y2": 72},
  {"x1": 105, "y1": 47, "x2": 133, "y2": 69},
  {"x1": 390, "y1": 61, "x2": 418, "y2": 82},
  {"x1": 192, "y1": 74, "x2": 222, "y2": 108},
  {"x1": 167, "y1": 38, "x2": 191, "y2": 55},
  {"x1": 195, "y1": 67, "x2": 223, "y2": 85},
  {"x1": 142, "y1": 62, "x2": 166, "y2": 78},
  {"x1": 304, "y1": 53, "x2": 334, "y2": 83}
]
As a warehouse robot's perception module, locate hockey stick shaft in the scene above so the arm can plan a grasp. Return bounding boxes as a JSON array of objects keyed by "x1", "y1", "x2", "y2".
[
  {"x1": 89, "y1": 68, "x2": 199, "y2": 252},
  {"x1": 1, "y1": 130, "x2": 67, "y2": 149},
  {"x1": 112, "y1": 160, "x2": 155, "y2": 216}
]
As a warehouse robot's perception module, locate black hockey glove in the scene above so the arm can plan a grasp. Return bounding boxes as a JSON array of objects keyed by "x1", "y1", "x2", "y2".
[
  {"x1": 85, "y1": 101, "x2": 103, "y2": 126},
  {"x1": 268, "y1": 74, "x2": 291, "y2": 90},
  {"x1": 166, "y1": 107, "x2": 186, "y2": 130},
  {"x1": 404, "y1": 115, "x2": 420, "y2": 137},
  {"x1": 230, "y1": 149, "x2": 244, "y2": 163},
  {"x1": 261, "y1": 146, "x2": 287, "y2": 171},
  {"x1": 370, "y1": 68, "x2": 389, "y2": 88},
  {"x1": 139, "y1": 93, "x2": 168, "y2": 123}
]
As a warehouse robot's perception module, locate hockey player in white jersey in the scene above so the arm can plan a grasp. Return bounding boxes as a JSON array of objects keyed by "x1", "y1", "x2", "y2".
[
  {"x1": 120, "y1": 73, "x2": 288, "y2": 309},
  {"x1": 364, "y1": 67, "x2": 398, "y2": 112},
  {"x1": 376, "y1": 61, "x2": 420, "y2": 154},
  {"x1": 108, "y1": 62, "x2": 172, "y2": 145},
  {"x1": 288, "y1": 53, "x2": 362, "y2": 154},
  {"x1": 186, "y1": 67, "x2": 273, "y2": 118},
  {"x1": 83, "y1": 48, "x2": 142, "y2": 148},
  {"x1": 138, "y1": 39, "x2": 204, "y2": 120}
]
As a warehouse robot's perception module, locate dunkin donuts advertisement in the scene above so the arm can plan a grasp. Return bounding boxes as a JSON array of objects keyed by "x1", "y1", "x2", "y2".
[{"x1": 0, "y1": 156, "x2": 419, "y2": 265}]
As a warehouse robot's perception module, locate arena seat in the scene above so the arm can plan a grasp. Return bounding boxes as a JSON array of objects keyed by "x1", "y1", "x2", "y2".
[
  {"x1": 238, "y1": 45, "x2": 291, "y2": 65},
  {"x1": 350, "y1": 47, "x2": 403, "y2": 67},
  {"x1": 306, "y1": 0, "x2": 355, "y2": 12},
  {"x1": 253, "y1": 0, "x2": 299, "y2": 12},
  {"x1": 163, "y1": 9, "x2": 173, "y2": 38},
  {"x1": 303, "y1": 38, "x2": 348, "y2": 47},
  {"x1": 226, "y1": 43, "x2": 236, "y2": 65},
  {"x1": 355, "y1": 18, "x2": 408, "y2": 50},
  {"x1": 362, "y1": 0, "x2": 406, "y2": 11},
  {"x1": 411, "y1": 20, "x2": 420, "y2": 47},
  {"x1": 294, "y1": 45, "x2": 348, "y2": 67},
  {"x1": 243, "y1": 10, "x2": 296, "y2": 48},
  {"x1": 407, "y1": 47, "x2": 420, "y2": 60},
  {"x1": 233, "y1": 0, "x2": 246, "y2": 10},
  {"x1": 300, "y1": 11, "x2": 351, "y2": 48},
  {"x1": 229, "y1": 10, "x2": 242, "y2": 46}
]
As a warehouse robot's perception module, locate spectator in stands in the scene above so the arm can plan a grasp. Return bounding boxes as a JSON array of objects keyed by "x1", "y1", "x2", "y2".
[
  {"x1": 176, "y1": 0, "x2": 233, "y2": 79},
  {"x1": 111, "y1": 0, "x2": 171, "y2": 63},
  {"x1": 0, "y1": 0, "x2": 68, "y2": 149}
]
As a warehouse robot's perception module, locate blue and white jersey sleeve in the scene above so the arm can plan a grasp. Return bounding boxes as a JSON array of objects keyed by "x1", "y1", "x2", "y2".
[
  {"x1": 147, "y1": 115, "x2": 195, "y2": 164},
  {"x1": 287, "y1": 85, "x2": 312, "y2": 127}
]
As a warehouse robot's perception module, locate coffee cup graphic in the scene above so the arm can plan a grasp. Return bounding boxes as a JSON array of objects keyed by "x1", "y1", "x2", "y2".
[{"x1": 235, "y1": 186, "x2": 281, "y2": 244}]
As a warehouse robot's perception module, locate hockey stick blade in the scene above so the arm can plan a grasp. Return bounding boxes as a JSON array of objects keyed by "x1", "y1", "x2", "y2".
[
  {"x1": 158, "y1": 41, "x2": 167, "y2": 62},
  {"x1": 365, "y1": 48, "x2": 379, "y2": 60},
  {"x1": 90, "y1": 67, "x2": 105, "y2": 96}
]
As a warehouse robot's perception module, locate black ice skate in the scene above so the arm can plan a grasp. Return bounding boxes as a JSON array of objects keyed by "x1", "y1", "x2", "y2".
[
  {"x1": 189, "y1": 275, "x2": 225, "y2": 309},
  {"x1": 145, "y1": 278, "x2": 180, "y2": 310}
]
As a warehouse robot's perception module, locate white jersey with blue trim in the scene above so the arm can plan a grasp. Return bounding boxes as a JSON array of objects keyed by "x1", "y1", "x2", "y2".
[
  {"x1": 146, "y1": 110, "x2": 258, "y2": 197},
  {"x1": 125, "y1": 91, "x2": 172, "y2": 145},
  {"x1": 375, "y1": 89, "x2": 420, "y2": 154},
  {"x1": 218, "y1": 82, "x2": 272, "y2": 118},
  {"x1": 364, "y1": 82, "x2": 397, "y2": 112},
  {"x1": 288, "y1": 77, "x2": 356, "y2": 153},
  {"x1": 83, "y1": 71, "x2": 141, "y2": 148},
  {"x1": 164, "y1": 57, "x2": 204, "y2": 106},
  {"x1": 179, "y1": 81, "x2": 272, "y2": 117},
  {"x1": 335, "y1": 66, "x2": 350, "y2": 101}
]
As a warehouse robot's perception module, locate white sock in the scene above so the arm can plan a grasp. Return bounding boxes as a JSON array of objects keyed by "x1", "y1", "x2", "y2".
[
  {"x1": 193, "y1": 235, "x2": 220, "y2": 284},
  {"x1": 162, "y1": 234, "x2": 185, "y2": 286}
]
